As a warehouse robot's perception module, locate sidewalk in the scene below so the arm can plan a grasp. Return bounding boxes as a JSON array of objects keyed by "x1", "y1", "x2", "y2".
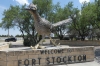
[{"x1": 58, "y1": 61, "x2": 100, "y2": 66}]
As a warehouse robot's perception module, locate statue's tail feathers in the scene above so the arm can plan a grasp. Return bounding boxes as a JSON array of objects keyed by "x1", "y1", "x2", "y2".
[{"x1": 52, "y1": 18, "x2": 72, "y2": 27}]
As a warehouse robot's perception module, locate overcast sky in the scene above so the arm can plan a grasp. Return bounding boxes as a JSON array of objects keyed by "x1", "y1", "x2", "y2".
[{"x1": 0, "y1": 0, "x2": 94, "y2": 36}]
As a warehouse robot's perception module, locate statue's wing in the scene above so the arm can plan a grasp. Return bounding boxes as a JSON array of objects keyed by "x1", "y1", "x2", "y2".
[
  {"x1": 41, "y1": 18, "x2": 53, "y2": 29},
  {"x1": 52, "y1": 18, "x2": 72, "y2": 27}
]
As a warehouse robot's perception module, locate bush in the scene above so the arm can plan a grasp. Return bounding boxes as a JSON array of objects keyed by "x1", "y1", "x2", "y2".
[
  {"x1": 23, "y1": 35, "x2": 42, "y2": 47},
  {"x1": 23, "y1": 36, "x2": 39, "y2": 47}
]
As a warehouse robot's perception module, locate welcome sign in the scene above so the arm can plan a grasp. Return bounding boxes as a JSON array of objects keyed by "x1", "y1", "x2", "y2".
[
  {"x1": 0, "y1": 46, "x2": 94, "y2": 66},
  {"x1": 18, "y1": 47, "x2": 94, "y2": 66}
]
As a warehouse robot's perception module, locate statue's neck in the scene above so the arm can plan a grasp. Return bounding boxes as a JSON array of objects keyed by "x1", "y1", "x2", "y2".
[{"x1": 30, "y1": 10, "x2": 41, "y2": 22}]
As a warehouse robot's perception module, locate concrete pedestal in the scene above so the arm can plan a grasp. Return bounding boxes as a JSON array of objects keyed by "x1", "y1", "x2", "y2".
[{"x1": 0, "y1": 45, "x2": 94, "y2": 66}]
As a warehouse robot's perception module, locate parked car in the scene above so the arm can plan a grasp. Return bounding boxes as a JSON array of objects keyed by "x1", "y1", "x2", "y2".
[{"x1": 5, "y1": 37, "x2": 17, "y2": 42}]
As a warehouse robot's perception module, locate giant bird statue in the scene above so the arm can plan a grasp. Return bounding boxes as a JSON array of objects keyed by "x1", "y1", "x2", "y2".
[{"x1": 25, "y1": 3, "x2": 73, "y2": 49}]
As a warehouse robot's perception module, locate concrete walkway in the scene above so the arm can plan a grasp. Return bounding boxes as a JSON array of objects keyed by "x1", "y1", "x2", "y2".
[{"x1": 65, "y1": 61, "x2": 100, "y2": 66}]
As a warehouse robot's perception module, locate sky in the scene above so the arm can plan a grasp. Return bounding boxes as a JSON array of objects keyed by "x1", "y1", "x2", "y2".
[{"x1": 0, "y1": 0, "x2": 94, "y2": 36}]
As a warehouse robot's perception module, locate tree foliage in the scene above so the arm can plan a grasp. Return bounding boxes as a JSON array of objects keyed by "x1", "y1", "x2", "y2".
[{"x1": 68, "y1": 1, "x2": 100, "y2": 40}]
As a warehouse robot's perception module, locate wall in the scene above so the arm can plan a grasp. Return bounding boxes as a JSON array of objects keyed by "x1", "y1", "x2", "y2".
[
  {"x1": 0, "y1": 46, "x2": 94, "y2": 66},
  {"x1": 52, "y1": 40, "x2": 100, "y2": 46}
]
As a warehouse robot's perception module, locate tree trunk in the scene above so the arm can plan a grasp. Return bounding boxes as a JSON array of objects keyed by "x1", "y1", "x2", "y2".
[
  {"x1": 8, "y1": 28, "x2": 9, "y2": 38},
  {"x1": 59, "y1": 35, "x2": 63, "y2": 40},
  {"x1": 81, "y1": 36, "x2": 85, "y2": 41}
]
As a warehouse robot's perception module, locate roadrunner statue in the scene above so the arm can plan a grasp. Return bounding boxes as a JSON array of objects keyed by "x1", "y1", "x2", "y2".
[{"x1": 25, "y1": 3, "x2": 72, "y2": 49}]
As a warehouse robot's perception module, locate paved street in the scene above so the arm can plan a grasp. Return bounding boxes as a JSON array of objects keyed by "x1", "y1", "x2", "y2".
[{"x1": 0, "y1": 40, "x2": 24, "y2": 47}]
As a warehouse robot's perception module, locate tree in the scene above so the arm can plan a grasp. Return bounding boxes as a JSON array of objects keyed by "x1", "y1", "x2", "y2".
[
  {"x1": 33, "y1": 0, "x2": 53, "y2": 19},
  {"x1": 1, "y1": 5, "x2": 38, "y2": 46},
  {"x1": 1, "y1": 5, "x2": 20, "y2": 37},
  {"x1": 52, "y1": 2, "x2": 76, "y2": 39},
  {"x1": 68, "y1": 2, "x2": 97, "y2": 41},
  {"x1": 13, "y1": 5, "x2": 40, "y2": 46}
]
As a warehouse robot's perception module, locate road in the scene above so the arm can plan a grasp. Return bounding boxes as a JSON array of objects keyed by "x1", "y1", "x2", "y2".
[{"x1": 0, "y1": 40, "x2": 23, "y2": 48}]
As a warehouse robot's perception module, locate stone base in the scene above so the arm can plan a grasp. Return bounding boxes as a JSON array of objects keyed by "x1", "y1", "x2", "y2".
[{"x1": 0, "y1": 45, "x2": 94, "y2": 66}]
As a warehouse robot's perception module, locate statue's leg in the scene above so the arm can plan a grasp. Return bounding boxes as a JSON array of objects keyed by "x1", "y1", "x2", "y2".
[
  {"x1": 40, "y1": 35, "x2": 45, "y2": 45},
  {"x1": 49, "y1": 36, "x2": 60, "y2": 46},
  {"x1": 31, "y1": 35, "x2": 45, "y2": 49}
]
